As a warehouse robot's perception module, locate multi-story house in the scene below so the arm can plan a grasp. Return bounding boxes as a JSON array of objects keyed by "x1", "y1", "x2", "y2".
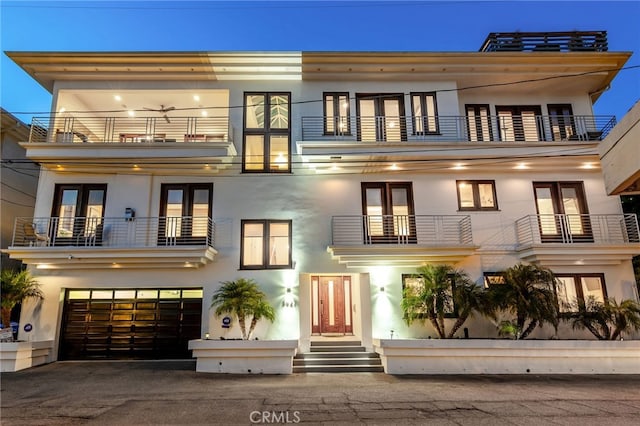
[{"x1": 5, "y1": 31, "x2": 640, "y2": 365}]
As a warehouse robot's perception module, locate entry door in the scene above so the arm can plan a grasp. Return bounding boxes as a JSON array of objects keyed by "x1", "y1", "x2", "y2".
[
  {"x1": 533, "y1": 182, "x2": 592, "y2": 242},
  {"x1": 362, "y1": 182, "x2": 416, "y2": 244},
  {"x1": 356, "y1": 94, "x2": 406, "y2": 141},
  {"x1": 159, "y1": 184, "x2": 212, "y2": 245},
  {"x1": 311, "y1": 276, "x2": 352, "y2": 334}
]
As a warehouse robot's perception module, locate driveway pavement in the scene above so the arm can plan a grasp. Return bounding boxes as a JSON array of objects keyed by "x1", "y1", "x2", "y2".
[{"x1": 1, "y1": 360, "x2": 639, "y2": 425}]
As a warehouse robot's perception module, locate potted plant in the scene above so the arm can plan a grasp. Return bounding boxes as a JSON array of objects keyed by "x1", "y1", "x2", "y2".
[
  {"x1": 188, "y1": 278, "x2": 297, "y2": 374},
  {"x1": 1, "y1": 269, "x2": 43, "y2": 341}
]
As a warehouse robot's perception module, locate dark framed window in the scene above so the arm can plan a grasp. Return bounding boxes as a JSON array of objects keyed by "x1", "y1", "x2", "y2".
[
  {"x1": 555, "y1": 273, "x2": 607, "y2": 313},
  {"x1": 243, "y1": 92, "x2": 291, "y2": 173},
  {"x1": 323, "y1": 92, "x2": 350, "y2": 135},
  {"x1": 356, "y1": 93, "x2": 407, "y2": 142},
  {"x1": 483, "y1": 272, "x2": 506, "y2": 288},
  {"x1": 533, "y1": 181, "x2": 592, "y2": 242},
  {"x1": 456, "y1": 180, "x2": 498, "y2": 211},
  {"x1": 402, "y1": 274, "x2": 458, "y2": 318},
  {"x1": 362, "y1": 182, "x2": 415, "y2": 243},
  {"x1": 241, "y1": 220, "x2": 292, "y2": 269},
  {"x1": 410, "y1": 92, "x2": 439, "y2": 135},
  {"x1": 547, "y1": 104, "x2": 576, "y2": 141},
  {"x1": 466, "y1": 104, "x2": 493, "y2": 141},
  {"x1": 495, "y1": 105, "x2": 543, "y2": 141},
  {"x1": 51, "y1": 184, "x2": 107, "y2": 244},
  {"x1": 159, "y1": 183, "x2": 212, "y2": 245}
]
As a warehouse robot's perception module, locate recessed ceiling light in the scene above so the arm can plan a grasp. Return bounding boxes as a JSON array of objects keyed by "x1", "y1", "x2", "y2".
[
  {"x1": 390, "y1": 163, "x2": 399, "y2": 170},
  {"x1": 450, "y1": 163, "x2": 467, "y2": 170},
  {"x1": 580, "y1": 162, "x2": 597, "y2": 169},
  {"x1": 114, "y1": 95, "x2": 122, "y2": 101},
  {"x1": 201, "y1": 110, "x2": 208, "y2": 117},
  {"x1": 193, "y1": 95, "x2": 200, "y2": 101},
  {"x1": 513, "y1": 162, "x2": 529, "y2": 170},
  {"x1": 58, "y1": 107, "x2": 66, "y2": 113},
  {"x1": 128, "y1": 110, "x2": 135, "y2": 117}
]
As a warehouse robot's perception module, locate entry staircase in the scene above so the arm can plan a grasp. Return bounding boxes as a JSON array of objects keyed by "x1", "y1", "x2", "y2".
[{"x1": 293, "y1": 340, "x2": 383, "y2": 373}]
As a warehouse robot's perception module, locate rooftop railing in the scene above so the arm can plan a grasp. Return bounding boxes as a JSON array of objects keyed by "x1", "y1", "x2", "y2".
[
  {"x1": 28, "y1": 115, "x2": 233, "y2": 144},
  {"x1": 301, "y1": 115, "x2": 615, "y2": 143},
  {"x1": 331, "y1": 215, "x2": 473, "y2": 246},
  {"x1": 515, "y1": 214, "x2": 640, "y2": 245},
  {"x1": 12, "y1": 216, "x2": 214, "y2": 248},
  {"x1": 480, "y1": 31, "x2": 608, "y2": 52}
]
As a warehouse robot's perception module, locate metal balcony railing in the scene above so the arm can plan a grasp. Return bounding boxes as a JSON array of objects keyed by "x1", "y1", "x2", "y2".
[
  {"x1": 301, "y1": 115, "x2": 615, "y2": 143},
  {"x1": 12, "y1": 216, "x2": 215, "y2": 248},
  {"x1": 515, "y1": 214, "x2": 640, "y2": 245},
  {"x1": 479, "y1": 31, "x2": 608, "y2": 52},
  {"x1": 331, "y1": 215, "x2": 473, "y2": 246},
  {"x1": 28, "y1": 115, "x2": 233, "y2": 144}
]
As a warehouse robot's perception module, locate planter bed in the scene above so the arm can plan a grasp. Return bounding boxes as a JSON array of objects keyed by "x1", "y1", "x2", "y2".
[
  {"x1": 189, "y1": 339, "x2": 298, "y2": 374},
  {"x1": 373, "y1": 338, "x2": 640, "y2": 375},
  {"x1": 0, "y1": 340, "x2": 54, "y2": 372}
]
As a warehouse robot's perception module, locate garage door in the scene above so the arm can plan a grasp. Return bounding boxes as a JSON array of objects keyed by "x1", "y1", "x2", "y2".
[{"x1": 59, "y1": 288, "x2": 202, "y2": 360}]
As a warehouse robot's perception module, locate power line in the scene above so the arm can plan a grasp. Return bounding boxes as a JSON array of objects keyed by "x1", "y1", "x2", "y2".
[
  {"x1": 0, "y1": 182, "x2": 37, "y2": 199},
  {"x1": 0, "y1": 198, "x2": 35, "y2": 208},
  {"x1": 4, "y1": 64, "x2": 639, "y2": 116}
]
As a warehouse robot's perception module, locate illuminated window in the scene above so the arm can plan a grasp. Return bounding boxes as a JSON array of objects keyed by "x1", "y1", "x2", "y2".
[
  {"x1": 243, "y1": 92, "x2": 290, "y2": 172},
  {"x1": 402, "y1": 274, "x2": 457, "y2": 318},
  {"x1": 324, "y1": 92, "x2": 350, "y2": 135},
  {"x1": 555, "y1": 273, "x2": 607, "y2": 313},
  {"x1": 483, "y1": 272, "x2": 506, "y2": 288},
  {"x1": 159, "y1": 184, "x2": 212, "y2": 245},
  {"x1": 241, "y1": 220, "x2": 292, "y2": 269},
  {"x1": 51, "y1": 184, "x2": 106, "y2": 242},
  {"x1": 411, "y1": 92, "x2": 439, "y2": 134},
  {"x1": 456, "y1": 180, "x2": 498, "y2": 211}
]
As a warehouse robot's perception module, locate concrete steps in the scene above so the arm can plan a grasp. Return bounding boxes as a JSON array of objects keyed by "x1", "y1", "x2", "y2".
[{"x1": 293, "y1": 340, "x2": 383, "y2": 373}]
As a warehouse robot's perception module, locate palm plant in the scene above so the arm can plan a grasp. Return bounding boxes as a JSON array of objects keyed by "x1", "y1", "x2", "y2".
[
  {"x1": 1, "y1": 269, "x2": 43, "y2": 340},
  {"x1": 567, "y1": 296, "x2": 640, "y2": 340},
  {"x1": 401, "y1": 264, "x2": 489, "y2": 338},
  {"x1": 488, "y1": 263, "x2": 558, "y2": 339},
  {"x1": 210, "y1": 278, "x2": 275, "y2": 340}
]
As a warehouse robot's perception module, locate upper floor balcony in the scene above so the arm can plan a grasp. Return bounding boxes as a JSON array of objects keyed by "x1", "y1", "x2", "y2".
[
  {"x1": 515, "y1": 213, "x2": 640, "y2": 266},
  {"x1": 297, "y1": 114, "x2": 615, "y2": 172},
  {"x1": 479, "y1": 31, "x2": 608, "y2": 53},
  {"x1": 327, "y1": 215, "x2": 478, "y2": 267},
  {"x1": 22, "y1": 115, "x2": 237, "y2": 174},
  {"x1": 4, "y1": 216, "x2": 217, "y2": 269}
]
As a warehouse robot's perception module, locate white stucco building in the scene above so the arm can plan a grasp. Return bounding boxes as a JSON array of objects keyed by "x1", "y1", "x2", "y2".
[{"x1": 5, "y1": 31, "x2": 640, "y2": 365}]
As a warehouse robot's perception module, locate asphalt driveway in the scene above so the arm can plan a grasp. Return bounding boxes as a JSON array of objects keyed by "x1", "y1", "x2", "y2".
[{"x1": 1, "y1": 360, "x2": 639, "y2": 425}]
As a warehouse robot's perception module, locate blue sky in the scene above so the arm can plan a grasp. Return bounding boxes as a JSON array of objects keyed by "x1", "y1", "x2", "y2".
[{"x1": 1, "y1": 1, "x2": 639, "y2": 123}]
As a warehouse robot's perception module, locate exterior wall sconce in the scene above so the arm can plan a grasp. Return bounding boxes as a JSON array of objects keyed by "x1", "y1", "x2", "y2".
[
  {"x1": 283, "y1": 287, "x2": 295, "y2": 308},
  {"x1": 379, "y1": 286, "x2": 385, "y2": 292}
]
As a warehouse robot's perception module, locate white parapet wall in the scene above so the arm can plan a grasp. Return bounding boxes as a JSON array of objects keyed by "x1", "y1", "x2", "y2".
[
  {"x1": 373, "y1": 339, "x2": 640, "y2": 375},
  {"x1": 188, "y1": 339, "x2": 298, "y2": 374},
  {"x1": 0, "y1": 340, "x2": 54, "y2": 372}
]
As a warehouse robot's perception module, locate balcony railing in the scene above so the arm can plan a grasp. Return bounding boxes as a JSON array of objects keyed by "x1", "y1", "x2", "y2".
[
  {"x1": 331, "y1": 215, "x2": 473, "y2": 246},
  {"x1": 12, "y1": 216, "x2": 214, "y2": 248},
  {"x1": 28, "y1": 115, "x2": 233, "y2": 144},
  {"x1": 301, "y1": 115, "x2": 615, "y2": 143},
  {"x1": 480, "y1": 31, "x2": 608, "y2": 52},
  {"x1": 516, "y1": 214, "x2": 640, "y2": 245}
]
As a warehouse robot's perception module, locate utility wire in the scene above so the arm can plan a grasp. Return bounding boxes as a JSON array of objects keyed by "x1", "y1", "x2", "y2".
[
  {"x1": 1, "y1": 182, "x2": 37, "y2": 199},
  {"x1": 0, "y1": 198, "x2": 35, "y2": 208}
]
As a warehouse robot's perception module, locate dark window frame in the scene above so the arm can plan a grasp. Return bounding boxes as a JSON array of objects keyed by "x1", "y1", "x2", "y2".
[
  {"x1": 240, "y1": 219, "x2": 292, "y2": 270},
  {"x1": 532, "y1": 181, "x2": 592, "y2": 243},
  {"x1": 547, "y1": 104, "x2": 577, "y2": 141},
  {"x1": 554, "y1": 273, "x2": 608, "y2": 313},
  {"x1": 456, "y1": 180, "x2": 499, "y2": 211},
  {"x1": 158, "y1": 183, "x2": 213, "y2": 246},
  {"x1": 355, "y1": 93, "x2": 407, "y2": 142},
  {"x1": 242, "y1": 92, "x2": 291, "y2": 173},
  {"x1": 410, "y1": 92, "x2": 439, "y2": 135},
  {"x1": 402, "y1": 273, "x2": 458, "y2": 318},
  {"x1": 51, "y1": 183, "x2": 108, "y2": 245},
  {"x1": 361, "y1": 182, "x2": 416, "y2": 244},
  {"x1": 465, "y1": 104, "x2": 493, "y2": 142},
  {"x1": 483, "y1": 272, "x2": 506, "y2": 288},
  {"x1": 323, "y1": 92, "x2": 351, "y2": 136},
  {"x1": 495, "y1": 105, "x2": 544, "y2": 141}
]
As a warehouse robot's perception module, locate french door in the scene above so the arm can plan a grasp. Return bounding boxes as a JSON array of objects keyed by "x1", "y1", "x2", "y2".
[
  {"x1": 496, "y1": 106, "x2": 543, "y2": 141},
  {"x1": 362, "y1": 182, "x2": 415, "y2": 244},
  {"x1": 533, "y1": 182, "x2": 592, "y2": 242},
  {"x1": 51, "y1": 184, "x2": 107, "y2": 246},
  {"x1": 548, "y1": 104, "x2": 576, "y2": 141},
  {"x1": 159, "y1": 184, "x2": 212, "y2": 245},
  {"x1": 356, "y1": 94, "x2": 406, "y2": 141}
]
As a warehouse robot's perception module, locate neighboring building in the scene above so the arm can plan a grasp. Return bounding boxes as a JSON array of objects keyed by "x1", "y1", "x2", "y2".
[
  {"x1": 598, "y1": 101, "x2": 640, "y2": 195},
  {"x1": 1, "y1": 108, "x2": 39, "y2": 271},
  {"x1": 4, "y1": 31, "x2": 640, "y2": 362}
]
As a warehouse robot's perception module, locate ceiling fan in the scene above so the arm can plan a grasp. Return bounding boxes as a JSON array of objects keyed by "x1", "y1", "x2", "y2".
[{"x1": 143, "y1": 104, "x2": 176, "y2": 123}]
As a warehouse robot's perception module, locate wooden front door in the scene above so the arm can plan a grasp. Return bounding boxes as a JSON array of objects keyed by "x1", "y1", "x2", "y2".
[{"x1": 311, "y1": 276, "x2": 352, "y2": 335}]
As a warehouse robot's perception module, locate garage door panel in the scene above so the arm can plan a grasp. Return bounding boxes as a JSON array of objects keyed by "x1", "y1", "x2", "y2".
[{"x1": 60, "y1": 288, "x2": 202, "y2": 360}]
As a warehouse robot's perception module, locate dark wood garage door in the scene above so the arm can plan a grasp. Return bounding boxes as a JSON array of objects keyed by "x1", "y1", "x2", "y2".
[{"x1": 59, "y1": 288, "x2": 202, "y2": 360}]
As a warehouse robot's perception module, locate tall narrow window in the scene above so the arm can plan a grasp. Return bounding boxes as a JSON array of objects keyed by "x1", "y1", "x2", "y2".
[
  {"x1": 159, "y1": 183, "x2": 212, "y2": 245},
  {"x1": 51, "y1": 184, "x2": 107, "y2": 245},
  {"x1": 547, "y1": 104, "x2": 576, "y2": 141},
  {"x1": 496, "y1": 106, "x2": 543, "y2": 141},
  {"x1": 466, "y1": 104, "x2": 493, "y2": 142},
  {"x1": 555, "y1": 274, "x2": 607, "y2": 312},
  {"x1": 362, "y1": 182, "x2": 415, "y2": 243},
  {"x1": 241, "y1": 220, "x2": 292, "y2": 269},
  {"x1": 533, "y1": 181, "x2": 592, "y2": 242},
  {"x1": 356, "y1": 94, "x2": 406, "y2": 142},
  {"x1": 243, "y1": 93, "x2": 290, "y2": 172},
  {"x1": 411, "y1": 92, "x2": 438, "y2": 134},
  {"x1": 324, "y1": 92, "x2": 350, "y2": 135}
]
